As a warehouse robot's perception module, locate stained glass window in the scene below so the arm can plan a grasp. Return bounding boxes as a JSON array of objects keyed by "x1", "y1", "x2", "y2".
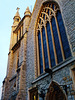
[
  {"x1": 51, "y1": 17, "x2": 63, "y2": 63},
  {"x1": 52, "y1": 4, "x2": 54, "y2": 10},
  {"x1": 46, "y1": 22, "x2": 56, "y2": 67},
  {"x1": 38, "y1": 31, "x2": 43, "y2": 74},
  {"x1": 37, "y1": 2, "x2": 72, "y2": 75},
  {"x1": 57, "y1": 11, "x2": 71, "y2": 59},
  {"x1": 42, "y1": 27, "x2": 49, "y2": 69},
  {"x1": 44, "y1": 14, "x2": 45, "y2": 20},
  {"x1": 48, "y1": 9, "x2": 49, "y2": 15}
]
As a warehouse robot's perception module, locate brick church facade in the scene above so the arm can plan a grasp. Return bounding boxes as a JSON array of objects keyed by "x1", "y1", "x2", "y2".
[{"x1": 1, "y1": 0, "x2": 75, "y2": 100}]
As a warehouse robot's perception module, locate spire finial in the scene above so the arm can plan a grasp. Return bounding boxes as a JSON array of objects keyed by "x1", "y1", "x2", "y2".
[
  {"x1": 24, "y1": 6, "x2": 31, "y2": 16},
  {"x1": 16, "y1": 7, "x2": 20, "y2": 12}
]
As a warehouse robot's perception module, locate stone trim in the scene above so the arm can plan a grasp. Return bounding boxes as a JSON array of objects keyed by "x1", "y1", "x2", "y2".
[
  {"x1": 32, "y1": 72, "x2": 49, "y2": 84},
  {"x1": 53, "y1": 57, "x2": 75, "y2": 72},
  {"x1": 32, "y1": 57, "x2": 75, "y2": 84}
]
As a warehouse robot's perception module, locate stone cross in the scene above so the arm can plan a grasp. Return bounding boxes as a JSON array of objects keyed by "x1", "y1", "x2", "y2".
[{"x1": 16, "y1": 7, "x2": 20, "y2": 12}]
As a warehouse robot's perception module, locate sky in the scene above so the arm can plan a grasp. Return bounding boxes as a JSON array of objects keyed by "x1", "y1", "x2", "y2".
[{"x1": 0, "y1": 0, "x2": 36, "y2": 99}]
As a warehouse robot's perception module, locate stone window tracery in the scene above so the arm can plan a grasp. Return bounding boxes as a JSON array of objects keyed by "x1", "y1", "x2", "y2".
[{"x1": 36, "y1": 2, "x2": 72, "y2": 76}]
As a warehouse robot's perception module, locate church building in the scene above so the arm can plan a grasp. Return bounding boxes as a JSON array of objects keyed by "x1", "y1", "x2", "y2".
[{"x1": 1, "y1": 0, "x2": 75, "y2": 100}]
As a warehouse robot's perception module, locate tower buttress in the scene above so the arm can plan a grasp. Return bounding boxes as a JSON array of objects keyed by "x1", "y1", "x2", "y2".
[{"x1": 23, "y1": 7, "x2": 31, "y2": 33}]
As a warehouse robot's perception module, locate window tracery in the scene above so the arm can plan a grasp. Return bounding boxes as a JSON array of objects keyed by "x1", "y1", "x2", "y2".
[{"x1": 36, "y1": 2, "x2": 71, "y2": 75}]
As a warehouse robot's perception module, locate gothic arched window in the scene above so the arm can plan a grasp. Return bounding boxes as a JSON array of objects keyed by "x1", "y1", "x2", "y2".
[{"x1": 36, "y1": 2, "x2": 71, "y2": 75}]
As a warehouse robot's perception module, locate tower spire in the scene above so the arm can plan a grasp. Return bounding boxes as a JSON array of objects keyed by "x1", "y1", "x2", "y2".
[
  {"x1": 14, "y1": 7, "x2": 20, "y2": 18},
  {"x1": 24, "y1": 6, "x2": 31, "y2": 16},
  {"x1": 16, "y1": 7, "x2": 20, "y2": 12},
  {"x1": 13, "y1": 7, "x2": 21, "y2": 26}
]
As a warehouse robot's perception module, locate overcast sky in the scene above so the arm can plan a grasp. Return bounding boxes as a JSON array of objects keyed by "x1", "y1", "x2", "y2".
[{"x1": 0, "y1": 0, "x2": 36, "y2": 98}]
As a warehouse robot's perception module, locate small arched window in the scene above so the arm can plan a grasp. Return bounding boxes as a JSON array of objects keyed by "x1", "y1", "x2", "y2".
[
  {"x1": 17, "y1": 58, "x2": 19, "y2": 67},
  {"x1": 17, "y1": 53, "x2": 19, "y2": 68},
  {"x1": 36, "y1": 2, "x2": 71, "y2": 75}
]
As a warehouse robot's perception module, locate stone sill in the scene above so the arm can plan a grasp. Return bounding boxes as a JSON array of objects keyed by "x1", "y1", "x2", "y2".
[
  {"x1": 32, "y1": 57, "x2": 75, "y2": 84},
  {"x1": 52, "y1": 57, "x2": 75, "y2": 72}
]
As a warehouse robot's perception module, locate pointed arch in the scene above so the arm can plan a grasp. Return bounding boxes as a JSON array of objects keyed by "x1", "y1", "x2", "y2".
[
  {"x1": 42, "y1": 26, "x2": 49, "y2": 69},
  {"x1": 45, "y1": 81, "x2": 67, "y2": 100},
  {"x1": 39, "y1": 17, "x2": 45, "y2": 25},
  {"x1": 41, "y1": 12, "x2": 50, "y2": 21},
  {"x1": 34, "y1": 0, "x2": 72, "y2": 76},
  {"x1": 51, "y1": 16, "x2": 63, "y2": 63},
  {"x1": 56, "y1": 11, "x2": 72, "y2": 59},
  {"x1": 45, "y1": 7, "x2": 55, "y2": 14},
  {"x1": 38, "y1": 30, "x2": 43, "y2": 74},
  {"x1": 46, "y1": 21, "x2": 56, "y2": 67}
]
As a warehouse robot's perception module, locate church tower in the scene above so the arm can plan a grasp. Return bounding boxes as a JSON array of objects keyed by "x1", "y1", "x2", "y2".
[
  {"x1": 9, "y1": 7, "x2": 21, "y2": 52},
  {"x1": 1, "y1": 7, "x2": 31, "y2": 100}
]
